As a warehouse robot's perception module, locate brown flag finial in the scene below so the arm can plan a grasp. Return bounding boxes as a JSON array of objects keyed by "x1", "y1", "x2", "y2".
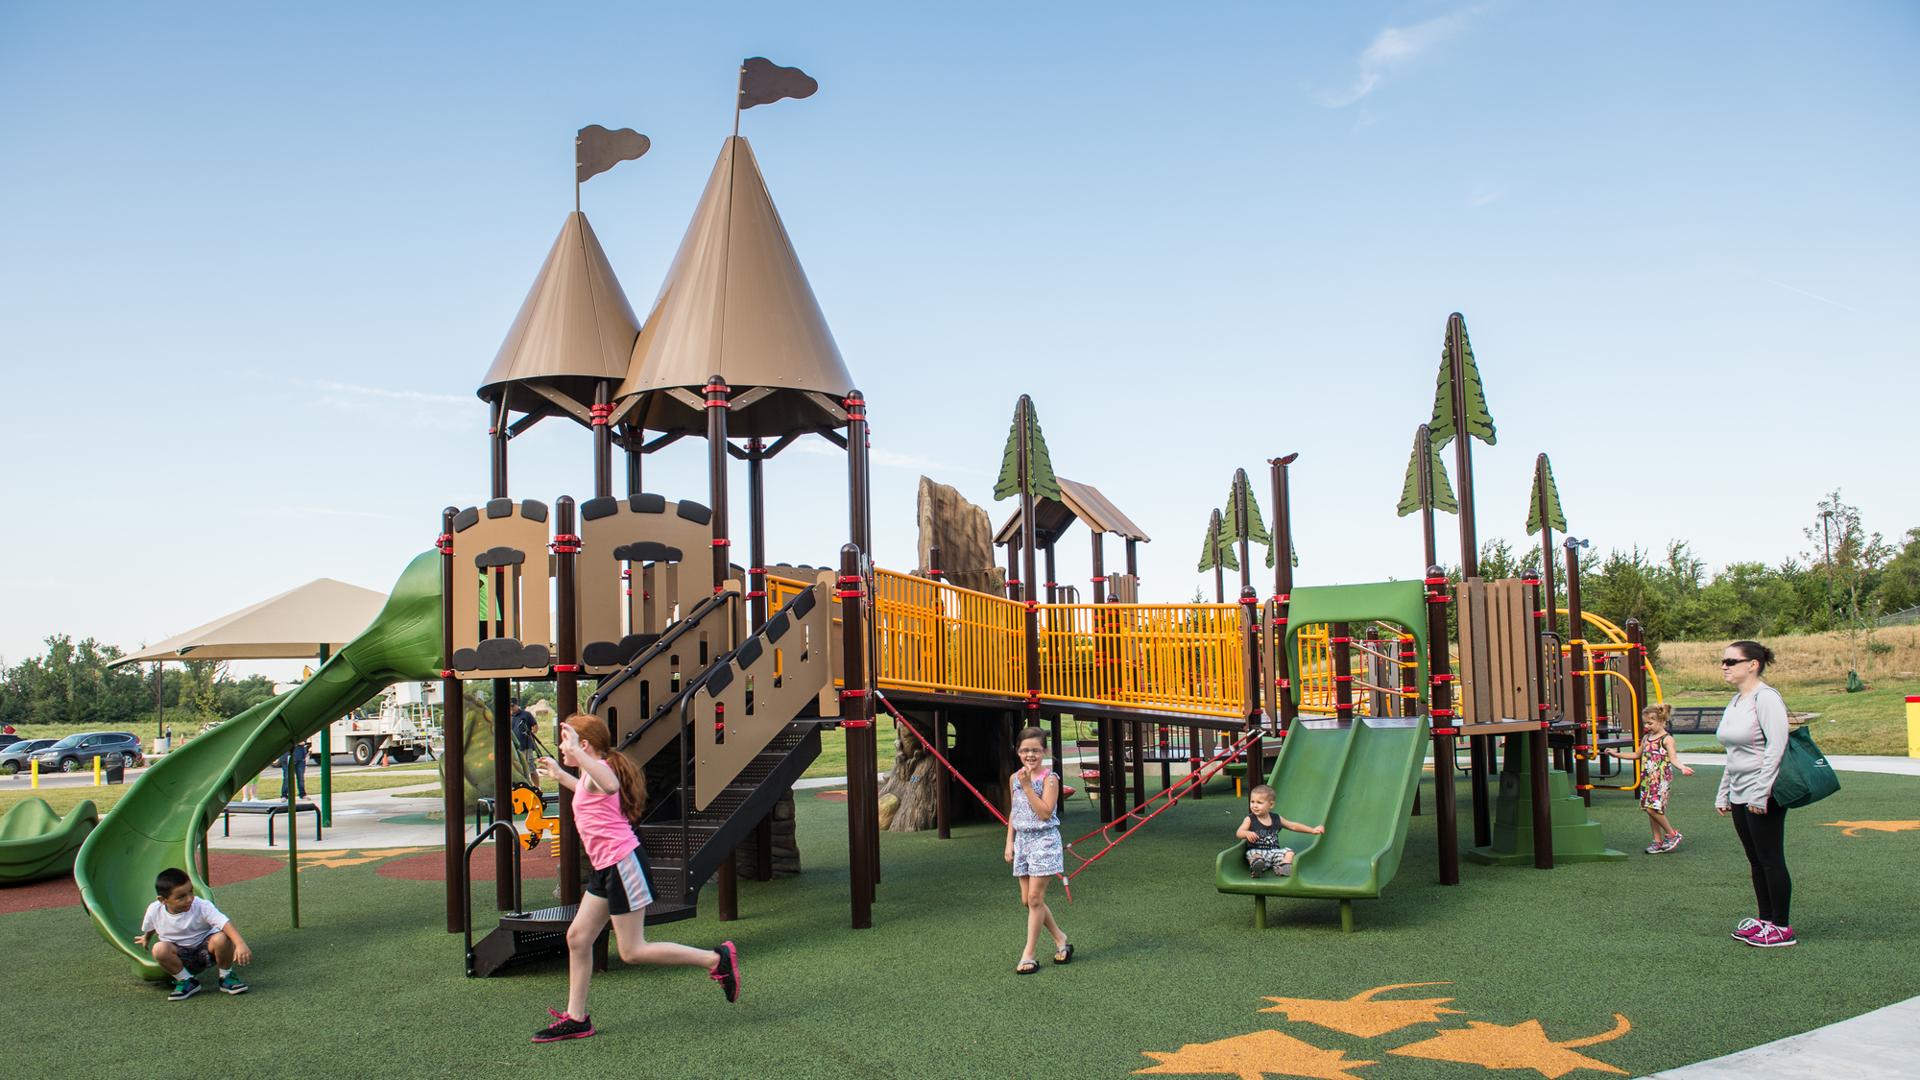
[
  {"x1": 738, "y1": 57, "x2": 817, "y2": 110},
  {"x1": 576, "y1": 125, "x2": 650, "y2": 184}
]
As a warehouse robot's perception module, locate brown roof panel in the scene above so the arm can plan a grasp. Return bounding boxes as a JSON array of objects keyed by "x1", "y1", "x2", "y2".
[
  {"x1": 993, "y1": 476, "x2": 1152, "y2": 546},
  {"x1": 478, "y1": 211, "x2": 641, "y2": 412},
  {"x1": 617, "y1": 137, "x2": 854, "y2": 437}
]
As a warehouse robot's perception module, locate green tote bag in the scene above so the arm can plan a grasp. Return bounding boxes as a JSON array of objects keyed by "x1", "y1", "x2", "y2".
[{"x1": 1771, "y1": 726, "x2": 1840, "y2": 809}]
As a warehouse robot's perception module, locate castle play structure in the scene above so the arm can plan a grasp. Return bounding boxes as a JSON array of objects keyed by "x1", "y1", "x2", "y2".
[{"x1": 71, "y1": 74, "x2": 1664, "y2": 980}]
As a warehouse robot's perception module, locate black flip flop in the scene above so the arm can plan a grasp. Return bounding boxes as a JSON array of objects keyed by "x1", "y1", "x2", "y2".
[
  {"x1": 1052, "y1": 943, "x2": 1074, "y2": 965},
  {"x1": 1015, "y1": 960, "x2": 1040, "y2": 974}
]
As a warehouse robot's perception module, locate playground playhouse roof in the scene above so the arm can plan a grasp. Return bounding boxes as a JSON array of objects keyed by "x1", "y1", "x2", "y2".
[
  {"x1": 615, "y1": 136, "x2": 855, "y2": 438},
  {"x1": 994, "y1": 477, "x2": 1152, "y2": 547},
  {"x1": 477, "y1": 211, "x2": 642, "y2": 416},
  {"x1": 109, "y1": 578, "x2": 387, "y2": 665}
]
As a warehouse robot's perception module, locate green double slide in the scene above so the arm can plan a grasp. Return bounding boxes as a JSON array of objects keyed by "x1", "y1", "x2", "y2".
[
  {"x1": 75, "y1": 553, "x2": 443, "y2": 979},
  {"x1": 1214, "y1": 716, "x2": 1429, "y2": 930}
]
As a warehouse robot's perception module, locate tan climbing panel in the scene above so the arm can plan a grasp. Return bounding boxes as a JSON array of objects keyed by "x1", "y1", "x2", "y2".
[
  {"x1": 449, "y1": 499, "x2": 554, "y2": 680},
  {"x1": 1455, "y1": 578, "x2": 1538, "y2": 732},
  {"x1": 576, "y1": 494, "x2": 730, "y2": 676}
]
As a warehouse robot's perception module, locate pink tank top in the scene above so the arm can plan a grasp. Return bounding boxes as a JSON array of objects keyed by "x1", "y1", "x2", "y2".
[{"x1": 572, "y1": 779, "x2": 639, "y2": 870}]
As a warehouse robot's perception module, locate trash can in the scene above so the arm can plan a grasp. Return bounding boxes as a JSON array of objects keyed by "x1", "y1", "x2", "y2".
[{"x1": 105, "y1": 760, "x2": 127, "y2": 784}]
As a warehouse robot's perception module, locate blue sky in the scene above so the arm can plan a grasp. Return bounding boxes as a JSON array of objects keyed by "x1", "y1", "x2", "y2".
[{"x1": 2, "y1": 2, "x2": 1916, "y2": 674}]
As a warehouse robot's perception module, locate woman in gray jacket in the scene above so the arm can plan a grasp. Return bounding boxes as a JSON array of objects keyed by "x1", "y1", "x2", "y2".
[{"x1": 1715, "y1": 640, "x2": 1794, "y2": 948}]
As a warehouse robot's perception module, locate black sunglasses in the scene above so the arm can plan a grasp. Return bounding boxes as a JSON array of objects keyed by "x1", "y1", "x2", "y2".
[{"x1": 1720, "y1": 658, "x2": 1753, "y2": 667}]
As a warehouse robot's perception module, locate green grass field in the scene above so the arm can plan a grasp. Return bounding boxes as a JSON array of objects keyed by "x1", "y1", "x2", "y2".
[
  {"x1": 0, "y1": 769, "x2": 438, "y2": 817},
  {"x1": 8, "y1": 763, "x2": 1918, "y2": 1079}
]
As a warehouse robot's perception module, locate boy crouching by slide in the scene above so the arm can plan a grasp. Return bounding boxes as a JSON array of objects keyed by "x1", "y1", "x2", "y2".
[{"x1": 134, "y1": 867, "x2": 252, "y2": 1000}]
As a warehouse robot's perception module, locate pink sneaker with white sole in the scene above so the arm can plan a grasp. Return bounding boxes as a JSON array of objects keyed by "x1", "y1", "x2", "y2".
[
  {"x1": 1749, "y1": 923, "x2": 1796, "y2": 948},
  {"x1": 1731, "y1": 918, "x2": 1766, "y2": 941}
]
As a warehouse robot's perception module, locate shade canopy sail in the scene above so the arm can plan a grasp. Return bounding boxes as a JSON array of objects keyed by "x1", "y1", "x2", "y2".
[
  {"x1": 110, "y1": 579, "x2": 388, "y2": 666},
  {"x1": 478, "y1": 211, "x2": 642, "y2": 415},
  {"x1": 616, "y1": 136, "x2": 854, "y2": 437},
  {"x1": 994, "y1": 477, "x2": 1152, "y2": 547}
]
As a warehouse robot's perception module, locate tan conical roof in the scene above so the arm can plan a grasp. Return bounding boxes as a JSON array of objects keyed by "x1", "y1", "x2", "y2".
[
  {"x1": 478, "y1": 211, "x2": 641, "y2": 412},
  {"x1": 617, "y1": 136, "x2": 854, "y2": 436}
]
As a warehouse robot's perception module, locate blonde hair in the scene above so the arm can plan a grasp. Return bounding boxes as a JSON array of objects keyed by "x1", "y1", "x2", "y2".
[
  {"x1": 567, "y1": 713, "x2": 646, "y2": 824},
  {"x1": 1641, "y1": 702, "x2": 1672, "y2": 731},
  {"x1": 1249, "y1": 783, "x2": 1276, "y2": 802}
]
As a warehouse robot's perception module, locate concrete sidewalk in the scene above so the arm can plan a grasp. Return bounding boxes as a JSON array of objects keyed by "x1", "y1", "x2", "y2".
[
  {"x1": 210, "y1": 777, "x2": 447, "y2": 850},
  {"x1": 1641, "y1": 996, "x2": 1920, "y2": 1079},
  {"x1": 1677, "y1": 752, "x2": 1920, "y2": 776}
]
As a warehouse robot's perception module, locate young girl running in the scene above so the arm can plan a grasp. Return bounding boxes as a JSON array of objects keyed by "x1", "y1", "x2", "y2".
[
  {"x1": 1003, "y1": 726, "x2": 1071, "y2": 975},
  {"x1": 1613, "y1": 703, "x2": 1695, "y2": 853},
  {"x1": 531, "y1": 714, "x2": 741, "y2": 1043}
]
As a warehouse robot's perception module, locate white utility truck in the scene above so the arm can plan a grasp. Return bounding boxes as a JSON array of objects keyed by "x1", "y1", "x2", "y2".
[{"x1": 307, "y1": 681, "x2": 442, "y2": 765}]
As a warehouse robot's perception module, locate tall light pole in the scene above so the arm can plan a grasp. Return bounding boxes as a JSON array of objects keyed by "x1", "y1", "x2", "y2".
[{"x1": 1821, "y1": 509, "x2": 1836, "y2": 630}]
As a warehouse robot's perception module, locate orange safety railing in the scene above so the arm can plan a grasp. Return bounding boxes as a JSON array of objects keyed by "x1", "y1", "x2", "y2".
[
  {"x1": 1294, "y1": 622, "x2": 1419, "y2": 717},
  {"x1": 1037, "y1": 603, "x2": 1244, "y2": 719},
  {"x1": 772, "y1": 568, "x2": 1244, "y2": 718}
]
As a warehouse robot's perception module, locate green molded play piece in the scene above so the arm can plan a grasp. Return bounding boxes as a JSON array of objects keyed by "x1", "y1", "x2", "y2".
[
  {"x1": 1526, "y1": 454, "x2": 1567, "y2": 536},
  {"x1": 1466, "y1": 755, "x2": 1625, "y2": 865},
  {"x1": 1215, "y1": 716, "x2": 1430, "y2": 923},
  {"x1": 1282, "y1": 581, "x2": 1429, "y2": 707},
  {"x1": 992, "y1": 396, "x2": 1060, "y2": 503},
  {"x1": 75, "y1": 551, "x2": 444, "y2": 980},
  {"x1": 0, "y1": 797, "x2": 99, "y2": 883},
  {"x1": 1197, "y1": 511, "x2": 1238, "y2": 573},
  {"x1": 1428, "y1": 315, "x2": 1497, "y2": 449},
  {"x1": 1396, "y1": 433, "x2": 1458, "y2": 518}
]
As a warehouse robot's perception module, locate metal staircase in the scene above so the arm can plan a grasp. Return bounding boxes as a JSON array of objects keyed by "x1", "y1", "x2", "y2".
[{"x1": 466, "y1": 582, "x2": 833, "y2": 978}]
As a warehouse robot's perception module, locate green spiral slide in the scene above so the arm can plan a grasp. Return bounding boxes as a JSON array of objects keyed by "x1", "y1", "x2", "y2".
[{"x1": 76, "y1": 552, "x2": 443, "y2": 979}]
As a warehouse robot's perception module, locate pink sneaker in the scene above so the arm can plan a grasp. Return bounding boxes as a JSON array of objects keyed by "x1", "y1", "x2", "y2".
[
  {"x1": 1661, "y1": 831, "x2": 1683, "y2": 852},
  {"x1": 1731, "y1": 918, "x2": 1766, "y2": 941},
  {"x1": 1749, "y1": 923, "x2": 1797, "y2": 948}
]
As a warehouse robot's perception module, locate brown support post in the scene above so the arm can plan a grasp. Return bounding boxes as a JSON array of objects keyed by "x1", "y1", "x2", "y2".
[
  {"x1": 1565, "y1": 538, "x2": 1592, "y2": 806},
  {"x1": 1425, "y1": 566, "x2": 1460, "y2": 885},
  {"x1": 1625, "y1": 619, "x2": 1649, "y2": 723},
  {"x1": 1090, "y1": 531, "x2": 1106, "y2": 605},
  {"x1": 1415, "y1": 425, "x2": 1439, "y2": 571},
  {"x1": 1525, "y1": 575, "x2": 1554, "y2": 869},
  {"x1": 1447, "y1": 314, "x2": 1479, "y2": 579},
  {"x1": 1365, "y1": 626, "x2": 1385, "y2": 716},
  {"x1": 1188, "y1": 723, "x2": 1203, "y2": 801},
  {"x1": 553, "y1": 498, "x2": 583, "y2": 908},
  {"x1": 591, "y1": 381, "x2": 612, "y2": 499},
  {"x1": 839, "y1": 545, "x2": 875, "y2": 929},
  {"x1": 748, "y1": 437, "x2": 768, "y2": 631},
  {"x1": 438, "y1": 507, "x2": 466, "y2": 931},
  {"x1": 846, "y1": 392, "x2": 881, "y2": 896},
  {"x1": 1016, "y1": 396, "x2": 1042, "y2": 739},
  {"x1": 624, "y1": 432, "x2": 643, "y2": 497},
  {"x1": 703, "y1": 375, "x2": 738, "y2": 921},
  {"x1": 1240, "y1": 584, "x2": 1264, "y2": 789},
  {"x1": 1535, "y1": 454, "x2": 1557, "y2": 639},
  {"x1": 1050, "y1": 714, "x2": 1063, "y2": 792},
  {"x1": 1332, "y1": 622, "x2": 1355, "y2": 722},
  {"x1": 1005, "y1": 539, "x2": 1020, "y2": 601},
  {"x1": 934, "y1": 712, "x2": 952, "y2": 840},
  {"x1": 1269, "y1": 454, "x2": 1299, "y2": 735},
  {"x1": 492, "y1": 676, "x2": 514, "y2": 909},
  {"x1": 1044, "y1": 543, "x2": 1058, "y2": 604},
  {"x1": 1124, "y1": 539, "x2": 1139, "y2": 587},
  {"x1": 1233, "y1": 469, "x2": 1254, "y2": 596},
  {"x1": 1130, "y1": 720, "x2": 1147, "y2": 811}
]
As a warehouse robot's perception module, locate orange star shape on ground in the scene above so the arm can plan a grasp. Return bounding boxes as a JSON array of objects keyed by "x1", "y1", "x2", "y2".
[
  {"x1": 1136, "y1": 1030, "x2": 1376, "y2": 1080},
  {"x1": 1259, "y1": 982, "x2": 1464, "y2": 1037},
  {"x1": 1822, "y1": 820, "x2": 1920, "y2": 837},
  {"x1": 1389, "y1": 1014, "x2": 1631, "y2": 1078}
]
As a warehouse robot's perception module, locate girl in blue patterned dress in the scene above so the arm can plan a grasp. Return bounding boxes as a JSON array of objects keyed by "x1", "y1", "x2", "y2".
[{"x1": 1003, "y1": 726, "x2": 1071, "y2": 974}]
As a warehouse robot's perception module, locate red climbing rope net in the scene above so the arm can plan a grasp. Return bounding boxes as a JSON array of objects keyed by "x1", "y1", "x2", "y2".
[{"x1": 872, "y1": 691, "x2": 1269, "y2": 896}]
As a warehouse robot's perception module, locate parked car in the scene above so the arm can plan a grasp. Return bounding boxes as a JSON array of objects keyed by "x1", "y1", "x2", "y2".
[
  {"x1": 0, "y1": 739, "x2": 57, "y2": 775},
  {"x1": 29, "y1": 732, "x2": 145, "y2": 773},
  {"x1": 0, "y1": 734, "x2": 21, "y2": 750}
]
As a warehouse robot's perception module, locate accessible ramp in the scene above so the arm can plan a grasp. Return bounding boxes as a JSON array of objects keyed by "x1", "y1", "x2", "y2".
[
  {"x1": 1214, "y1": 715, "x2": 1429, "y2": 931},
  {"x1": 77, "y1": 552, "x2": 442, "y2": 979},
  {"x1": 0, "y1": 796, "x2": 99, "y2": 883}
]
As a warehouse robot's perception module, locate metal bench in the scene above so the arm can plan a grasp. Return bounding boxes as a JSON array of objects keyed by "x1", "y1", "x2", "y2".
[{"x1": 222, "y1": 800, "x2": 321, "y2": 846}]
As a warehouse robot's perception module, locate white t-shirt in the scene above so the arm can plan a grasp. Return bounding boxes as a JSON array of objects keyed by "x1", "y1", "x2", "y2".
[{"x1": 141, "y1": 896, "x2": 230, "y2": 947}]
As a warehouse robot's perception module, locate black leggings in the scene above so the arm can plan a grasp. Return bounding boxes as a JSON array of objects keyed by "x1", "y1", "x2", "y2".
[{"x1": 1731, "y1": 802, "x2": 1791, "y2": 925}]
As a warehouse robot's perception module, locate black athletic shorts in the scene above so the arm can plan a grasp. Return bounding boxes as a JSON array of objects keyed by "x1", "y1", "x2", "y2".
[{"x1": 583, "y1": 847, "x2": 656, "y2": 916}]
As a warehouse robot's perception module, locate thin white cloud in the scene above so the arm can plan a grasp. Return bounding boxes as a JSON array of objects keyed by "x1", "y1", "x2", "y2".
[
  {"x1": 1761, "y1": 277, "x2": 1857, "y2": 313},
  {"x1": 1321, "y1": 7, "x2": 1483, "y2": 108},
  {"x1": 1467, "y1": 183, "x2": 1506, "y2": 208}
]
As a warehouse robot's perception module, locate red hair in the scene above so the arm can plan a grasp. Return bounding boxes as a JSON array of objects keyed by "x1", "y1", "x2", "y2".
[{"x1": 567, "y1": 713, "x2": 646, "y2": 824}]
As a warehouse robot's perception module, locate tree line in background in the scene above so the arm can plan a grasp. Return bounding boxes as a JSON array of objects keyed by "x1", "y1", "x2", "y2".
[
  {"x1": 1464, "y1": 491, "x2": 1920, "y2": 655},
  {"x1": 0, "y1": 636, "x2": 277, "y2": 732}
]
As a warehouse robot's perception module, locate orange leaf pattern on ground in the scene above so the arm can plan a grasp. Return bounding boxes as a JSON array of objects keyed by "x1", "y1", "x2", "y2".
[
  {"x1": 1259, "y1": 982, "x2": 1464, "y2": 1037},
  {"x1": 1389, "y1": 1014, "x2": 1631, "y2": 1078},
  {"x1": 1822, "y1": 820, "x2": 1920, "y2": 837},
  {"x1": 298, "y1": 846, "x2": 434, "y2": 870},
  {"x1": 1136, "y1": 1030, "x2": 1378, "y2": 1080}
]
